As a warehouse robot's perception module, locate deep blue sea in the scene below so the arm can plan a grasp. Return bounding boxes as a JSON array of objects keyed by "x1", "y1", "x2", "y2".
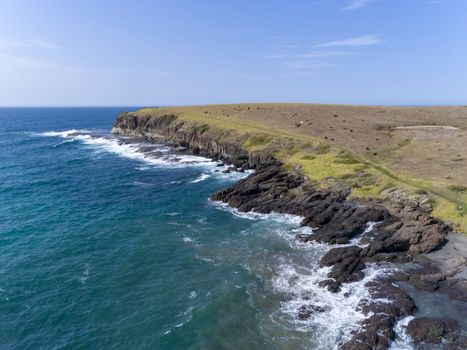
[{"x1": 1, "y1": 108, "x2": 419, "y2": 349}]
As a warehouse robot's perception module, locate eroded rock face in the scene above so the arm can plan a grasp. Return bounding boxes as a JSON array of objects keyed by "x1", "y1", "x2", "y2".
[{"x1": 112, "y1": 112, "x2": 279, "y2": 170}]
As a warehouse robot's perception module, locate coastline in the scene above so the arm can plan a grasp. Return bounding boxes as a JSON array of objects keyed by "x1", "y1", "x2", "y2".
[{"x1": 112, "y1": 108, "x2": 467, "y2": 349}]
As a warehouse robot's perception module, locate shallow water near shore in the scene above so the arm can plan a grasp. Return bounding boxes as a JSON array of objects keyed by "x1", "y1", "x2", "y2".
[{"x1": 0, "y1": 108, "x2": 421, "y2": 349}]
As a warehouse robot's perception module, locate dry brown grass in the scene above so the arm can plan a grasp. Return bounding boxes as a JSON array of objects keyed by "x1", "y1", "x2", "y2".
[{"x1": 135, "y1": 103, "x2": 467, "y2": 232}]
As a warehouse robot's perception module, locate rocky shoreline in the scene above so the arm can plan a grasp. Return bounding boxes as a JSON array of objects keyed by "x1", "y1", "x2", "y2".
[{"x1": 112, "y1": 111, "x2": 466, "y2": 349}]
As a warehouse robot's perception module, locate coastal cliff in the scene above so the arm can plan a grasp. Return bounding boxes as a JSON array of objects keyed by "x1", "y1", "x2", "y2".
[
  {"x1": 112, "y1": 111, "x2": 278, "y2": 169},
  {"x1": 112, "y1": 108, "x2": 466, "y2": 349}
]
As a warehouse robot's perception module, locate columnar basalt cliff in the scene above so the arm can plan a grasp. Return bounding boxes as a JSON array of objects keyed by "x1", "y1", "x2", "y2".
[
  {"x1": 112, "y1": 111, "x2": 466, "y2": 349},
  {"x1": 112, "y1": 112, "x2": 278, "y2": 169}
]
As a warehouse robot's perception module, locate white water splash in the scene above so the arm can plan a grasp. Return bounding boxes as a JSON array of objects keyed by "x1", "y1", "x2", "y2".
[
  {"x1": 214, "y1": 203, "x2": 398, "y2": 349},
  {"x1": 211, "y1": 200, "x2": 303, "y2": 225},
  {"x1": 270, "y1": 236, "x2": 394, "y2": 349},
  {"x1": 390, "y1": 316, "x2": 415, "y2": 349},
  {"x1": 37, "y1": 129, "x2": 215, "y2": 167},
  {"x1": 349, "y1": 221, "x2": 380, "y2": 247},
  {"x1": 190, "y1": 173, "x2": 211, "y2": 183},
  {"x1": 38, "y1": 129, "x2": 89, "y2": 137}
]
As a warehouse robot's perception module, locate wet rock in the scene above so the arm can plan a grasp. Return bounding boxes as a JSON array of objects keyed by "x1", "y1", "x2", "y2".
[
  {"x1": 342, "y1": 314, "x2": 395, "y2": 350},
  {"x1": 211, "y1": 166, "x2": 305, "y2": 214},
  {"x1": 343, "y1": 278, "x2": 416, "y2": 350},
  {"x1": 445, "y1": 333, "x2": 467, "y2": 350},
  {"x1": 321, "y1": 246, "x2": 362, "y2": 267},
  {"x1": 440, "y1": 278, "x2": 467, "y2": 302},
  {"x1": 321, "y1": 246, "x2": 365, "y2": 284},
  {"x1": 363, "y1": 280, "x2": 416, "y2": 316},
  {"x1": 318, "y1": 279, "x2": 341, "y2": 293},
  {"x1": 406, "y1": 317, "x2": 447, "y2": 344},
  {"x1": 297, "y1": 304, "x2": 326, "y2": 320},
  {"x1": 302, "y1": 205, "x2": 389, "y2": 245}
]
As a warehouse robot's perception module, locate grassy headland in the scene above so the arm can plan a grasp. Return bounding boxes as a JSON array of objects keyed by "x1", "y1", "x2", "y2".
[{"x1": 133, "y1": 104, "x2": 467, "y2": 233}]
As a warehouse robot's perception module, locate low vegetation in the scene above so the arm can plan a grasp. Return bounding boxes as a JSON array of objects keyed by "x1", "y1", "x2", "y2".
[{"x1": 134, "y1": 106, "x2": 467, "y2": 233}]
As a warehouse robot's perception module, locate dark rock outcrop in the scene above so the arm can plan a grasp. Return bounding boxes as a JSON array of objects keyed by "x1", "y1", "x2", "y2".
[
  {"x1": 406, "y1": 317, "x2": 447, "y2": 344},
  {"x1": 342, "y1": 314, "x2": 396, "y2": 350},
  {"x1": 297, "y1": 304, "x2": 326, "y2": 320},
  {"x1": 405, "y1": 316, "x2": 466, "y2": 348},
  {"x1": 342, "y1": 278, "x2": 416, "y2": 350}
]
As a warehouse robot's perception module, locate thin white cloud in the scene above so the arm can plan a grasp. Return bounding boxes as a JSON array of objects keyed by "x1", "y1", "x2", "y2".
[
  {"x1": 0, "y1": 39, "x2": 61, "y2": 50},
  {"x1": 266, "y1": 37, "x2": 298, "y2": 60},
  {"x1": 277, "y1": 44, "x2": 298, "y2": 50},
  {"x1": 285, "y1": 60, "x2": 338, "y2": 69},
  {"x1": 314, "y1": 34, "x2": 382, "y2": 48},
  {"x1": 296, "y1": 51, "x2": 355, "y2": 58},
  {"x1": 0, "y1": 53, "x2": 80, "y2": 71},
  {"x1": 343, "y1": 0, "x2": 374, "y2": 11},
  {"x1": 266, "y1": 53, "x2": 288, "y2": 59}
]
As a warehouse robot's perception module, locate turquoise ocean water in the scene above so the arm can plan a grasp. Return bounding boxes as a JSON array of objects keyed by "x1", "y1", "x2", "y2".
[{"x1": 1, "y1": 108, "x2": 420, "y2": 349}]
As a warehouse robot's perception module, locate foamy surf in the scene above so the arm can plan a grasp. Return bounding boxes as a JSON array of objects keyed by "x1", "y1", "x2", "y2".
[
  {"x1": 38, "y1": 129, "x2": 216, "y2": 168},
  {"x1": 38, "y1": 129, "x2": 90, "y2": 137},
  {"x1": 390, "y1": 316, "x2": 415, "y2": 349},
  {"x1": 211, "y1": 200, "x2": 303, "y2": 225},
  {"x1": 214, "y1": 203, "x2": 400, "y2": 349},
  {"x1": 190, "y1": 174, "x2": 210, "y2": 183},
  {"x1": 269, "y1": 233, "x2": 395, "y2": 349}
]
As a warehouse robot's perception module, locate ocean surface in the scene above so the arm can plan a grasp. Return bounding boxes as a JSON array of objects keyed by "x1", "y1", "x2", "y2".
[{"x1": 1, "y1": 108, "x2": 418, "y2": 349}]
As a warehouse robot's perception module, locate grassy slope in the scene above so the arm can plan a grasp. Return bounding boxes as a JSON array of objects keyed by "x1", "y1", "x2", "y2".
[{"x1": 135, "y1": 106, "x2": 467, "y2": 233}]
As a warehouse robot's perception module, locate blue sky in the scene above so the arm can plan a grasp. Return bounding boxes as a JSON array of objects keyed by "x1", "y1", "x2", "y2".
[{"x1": 0, "y1": 0, "x2": 466, "y2": 106}]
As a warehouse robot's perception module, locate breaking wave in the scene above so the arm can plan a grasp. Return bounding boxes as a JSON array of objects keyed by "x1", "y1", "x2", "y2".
[{"x1": 37, "y1": 129, "x2": 215, "y2": 167}]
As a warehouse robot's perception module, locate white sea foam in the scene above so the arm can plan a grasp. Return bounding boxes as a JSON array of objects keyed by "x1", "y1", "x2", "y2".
[
  {"x1": 390, "y1": 316, "x2": 415, "y2": 349},
  {"x1": 271, "y1": 218, "x2": 395, "y2": 349},
  {"x1": 183, "y1": 236, "x2": 194, "y2": 243},
  {"x1": 39, "y1": 129, "x2": 216, "y2": 168},
  {"x1": 269, "y1": 236, "x2": 394, "y2": 349},
  {"x1": 52, "y1": 139, "x2": 76, "y2": 148},
  {"x1": 348, "y1": 221, "x2": 380, "y2": 248},
  {"x1": 76, "y1": 134, "x2": 213, "y2": 167},
  {"x1": 215, "y1": 201, "x2": 397, "y2": 349},
  {"x1": 163, "y1": 306, "x2": 195, "y2": 335},
  {"x1": 38, "y1": 129, "x2": 89, "y2": 137},
  {"x1": 211, "y1": 200, "x2": 303, "y2": 225},
  {"x1": 131, "y1": 181, "x2": 153, "y2": 187},
  {"x1": 38, "y1": 130, "x2": 257, "y2": 185},
  {"x1": 190, "y1": 173, "x2": 210, "y2": 183},
  {"x1": 79, "y1": 263, "x2": 91, "y2": 285},
  {"x1": 210, "y1": 167, "x2": 254, "y2": 181}
]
